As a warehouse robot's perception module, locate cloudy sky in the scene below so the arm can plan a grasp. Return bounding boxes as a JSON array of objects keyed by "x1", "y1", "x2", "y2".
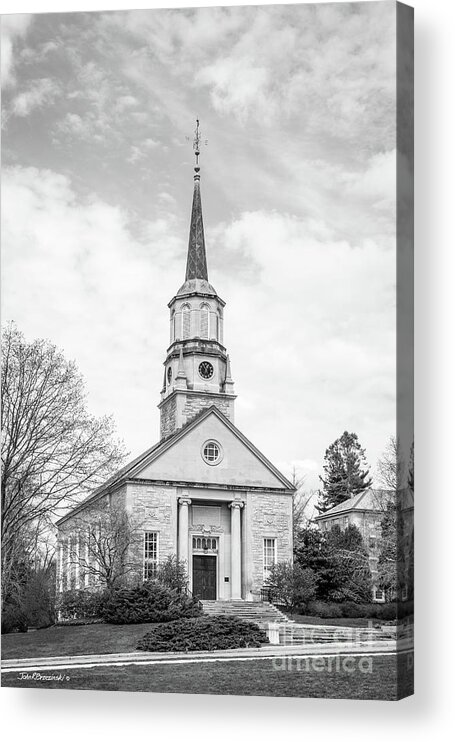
[{"x1": 1, "y1": 2, "x2": 397, "y2": 492}]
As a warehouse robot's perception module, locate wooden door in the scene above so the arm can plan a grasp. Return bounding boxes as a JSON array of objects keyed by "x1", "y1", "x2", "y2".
[{"x1": 192, "y1": 555, "x2": 217, "y2": 600}]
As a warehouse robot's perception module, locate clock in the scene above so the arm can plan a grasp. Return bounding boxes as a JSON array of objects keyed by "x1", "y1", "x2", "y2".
[
  {"x1": 198, "y1": 361, "x2": 214, "y2": 380},
  {"x1": 167, "y1": 366, "x2": 172, "y2": 384}
]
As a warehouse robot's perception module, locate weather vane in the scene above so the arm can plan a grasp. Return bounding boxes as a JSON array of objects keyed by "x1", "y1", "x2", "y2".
[{"x1": 187, "y1": 118, "x2": 208, "y2": 171}]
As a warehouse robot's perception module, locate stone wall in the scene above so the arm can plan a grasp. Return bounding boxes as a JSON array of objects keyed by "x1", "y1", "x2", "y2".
[
  {"x1": 245, "y1": 491, "x2": 293, "y2": 596},
  {"x1": 160, "y1": 394, "x2": 177, "y2": 439},
  {"x1": 160, "y1": 390, "x2": 234, "y2": 439},
  {"x1": 126, "y1": 482, "x2": 178, "y2": 581},
  {"x1": 182, "y1": 393, "x2": 233, "y2": 426}
]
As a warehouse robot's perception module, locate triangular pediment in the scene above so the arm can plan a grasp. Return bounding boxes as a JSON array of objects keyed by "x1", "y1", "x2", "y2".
[{"x1": 128, "y1": 407, "x2": 294, "y2": 490}]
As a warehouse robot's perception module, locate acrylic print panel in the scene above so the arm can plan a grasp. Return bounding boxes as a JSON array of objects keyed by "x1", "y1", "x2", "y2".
[{"x1": 1, "y1": 1, "x2": 414, "y2": 700}]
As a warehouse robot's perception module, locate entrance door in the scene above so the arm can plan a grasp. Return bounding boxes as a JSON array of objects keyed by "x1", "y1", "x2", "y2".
[{"x1": 192, "y1": 555, "x2": 217, "y2": 600}]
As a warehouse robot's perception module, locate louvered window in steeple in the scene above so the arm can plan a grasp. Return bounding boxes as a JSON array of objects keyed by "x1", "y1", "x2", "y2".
[
  {"x1": 200, "y1": 303, "x2": 209, "y2": 339},
  {"x1": 182, "y1": 304, "x2": 191, "y2": 339}
]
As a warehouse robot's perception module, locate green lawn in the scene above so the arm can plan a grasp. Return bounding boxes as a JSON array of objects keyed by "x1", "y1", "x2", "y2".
[
  {"x1": 1, "y1": 654, "x2": 413, "y2": 699},
  {"x1": 1, "y1": 623, "x2": 153, "y2": 660}
]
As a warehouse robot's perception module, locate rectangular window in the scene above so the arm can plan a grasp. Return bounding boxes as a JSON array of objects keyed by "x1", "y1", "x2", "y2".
[
  {"x1": 369, "y1": 536, "x2": 377, "y2": 550},
  {"x1": 144, "y1": 532, "x2": 159, "y2": 580},
  {"x1": 373, "y1": 586, "x2": 385, "y2": 602},
  {"x1": 263, "y1": 538, "x2": 277, "y2": 582},
  {"x1": 182, "y1": 309, "x2": 191, "y2": 339}
]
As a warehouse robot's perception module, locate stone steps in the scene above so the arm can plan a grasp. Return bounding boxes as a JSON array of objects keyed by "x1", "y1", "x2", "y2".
[
  {"x1": 200, "y1": 600, "x2": 294, "y2": 628},
  {"x1": 277, "y1": 626, "x2": 383, "y2": 644},
  {"x1": 200, "y1": 601, "x2": 396, "y2": 645}
]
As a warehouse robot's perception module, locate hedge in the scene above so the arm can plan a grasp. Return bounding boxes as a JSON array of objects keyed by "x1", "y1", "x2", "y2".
[
  {"x1": 305, "y1": 601, "x2": 398, "y2": 621},
  {"x1": 57, "y1": 589, "x2": 105, "y2": 622},
  {"x1": 101, "y1": 583, "x2": 202, "y2": 624},
  {"x1": 57, "y1": 583, "x2": 203, "y2": 625},
  {"x1": 137, "y1": 615, "x2": 268, "y2": 652}
]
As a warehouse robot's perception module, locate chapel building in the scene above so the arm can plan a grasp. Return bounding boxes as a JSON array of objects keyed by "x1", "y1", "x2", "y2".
[{"x1": 56, "y1": 126, "x2": 294, "y2": 602}]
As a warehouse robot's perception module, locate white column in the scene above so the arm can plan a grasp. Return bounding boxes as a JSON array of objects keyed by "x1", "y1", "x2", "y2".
[
  {"x1": 57, "y1": 541, "x2": 63, "y2": 593},
  {"x1": 178, "y1": 497, "x2": 192, "y2": 570},
  {"x1": 65, "y1": 538, "x2": 70, "y2": 591},
  {"x1": 229, "y1": 501, "x2": 244, "y2": 599},
  {"x1": 84, "y1": 528, "x2": 90, "y2": 588},
  {"x1": 74, "y1": 531, "x2": 80, "y2": 589}
]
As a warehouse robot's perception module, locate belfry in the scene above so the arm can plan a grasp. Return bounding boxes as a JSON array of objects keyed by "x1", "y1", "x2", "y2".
[{"x1": 56, "y1": 121, "x2": 294, "y2": 602}]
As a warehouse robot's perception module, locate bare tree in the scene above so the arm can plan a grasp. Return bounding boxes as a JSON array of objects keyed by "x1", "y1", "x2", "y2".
[
  {"x1": 67, "y1": 502, "x2": 143, "y2": 590},
  {"x1": 291, "y1": 467, "x2": 316, "y2": 536},
  {"x1": 376, "y1": 436, "x2": 403, "y2": 491},
  {"x1": 1, "y1": 322, "x2": 127, "y2": 607}
]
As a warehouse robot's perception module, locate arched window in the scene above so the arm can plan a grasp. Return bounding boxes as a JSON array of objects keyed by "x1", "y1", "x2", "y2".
[
  {"x1": 181, "y1": 304, "x2": 191, "y2": 339},
  {"x1": 200, "y1": 303, "x2": 210, "y2": 339},
  {"x1": 170, "y1": 310, "x2": 176, "y2": 343}
]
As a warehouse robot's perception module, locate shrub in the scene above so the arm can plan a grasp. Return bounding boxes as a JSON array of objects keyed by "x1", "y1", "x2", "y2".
[
  {"x1": 266, "y1": 562, "x2": 317, "y2": 612},
  {"x1": 1, "y1": 603, "x2": 29, "y2": 634},
  {"x1": 154, "y1": 555, "x2": 189, "y2": 593},
  {"x1": 101, "y1": 583, "x2": 202, "y2": 625},
  {"x1": 57, "y1": 589, "x2": 105, "y2": 622},
  {"x1": 339, "y1": 602, "x2": 366, "y2": 619},
  {"x1": 369, "y1": 603, "x2": 397, "y2": 621},
  {"x1": 305, "y1": 600, "x2": 398, "y2": 621},
  {"x1": 137, "y1": 615, "x2": 268, "y2": 652},
  {"x1": 306, "y1": 601, "x2": 343, "y2": 619}
]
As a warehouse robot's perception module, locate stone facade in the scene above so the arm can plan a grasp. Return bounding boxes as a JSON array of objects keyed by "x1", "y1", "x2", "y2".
[
  {"x1": 182, "y1": 392, "x2": 234, "y2": 427},
  {"x1": 245, "y1": 491, "x2": 293, "y2": 597},
  {"x1": 126, "y1": 482, "x2": 178, "y2": 577},
  {"x1": 160, "y1": 389, "x2": 235, "y2": 440},
  {"x1": 159, "y1": 394, "x2": 178, "y2": 439}
]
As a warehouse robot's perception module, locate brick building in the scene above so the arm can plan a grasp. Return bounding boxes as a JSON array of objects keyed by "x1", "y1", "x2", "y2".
[{"x1": 56, "y1": 131, "x2": 294, "y2": 602}]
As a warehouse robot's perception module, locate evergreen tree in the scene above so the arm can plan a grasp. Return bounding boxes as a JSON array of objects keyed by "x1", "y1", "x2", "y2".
[
  {"x1": 294, "y1": 524, "x2": 372, "y2": 603},
  {"x1": 317, "y1": 431, "x2": 372, "y2": 512},
  {"x1": 294, "y1": 527, "x2": 341, "y2": 600}
]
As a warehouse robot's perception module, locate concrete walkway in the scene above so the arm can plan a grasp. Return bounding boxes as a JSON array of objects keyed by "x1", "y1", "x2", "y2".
[{"x1": 1, "y1": 639, "x2": 413, "y2": 674}]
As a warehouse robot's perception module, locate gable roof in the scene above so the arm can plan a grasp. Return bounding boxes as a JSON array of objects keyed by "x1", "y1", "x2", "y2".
[
  {"x1": 57, "y1": 406, "x2": 295, "y2": 525},
  {"x1": 314, "y1": 489, "x2": 394, "y2": 519}
]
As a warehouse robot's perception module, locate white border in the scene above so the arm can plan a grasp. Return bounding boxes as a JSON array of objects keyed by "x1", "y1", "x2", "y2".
[{"x1": 2, "y1": 1, "x2": 455, "y2": 741}]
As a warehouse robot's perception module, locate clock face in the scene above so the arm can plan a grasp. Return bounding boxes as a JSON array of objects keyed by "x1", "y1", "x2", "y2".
[
  {"x1": 167, "y1": 366, "x2": 172, "y2": 384},
  {"x1": 198, "y1": 361, "x2": 214, "y2": 380}
]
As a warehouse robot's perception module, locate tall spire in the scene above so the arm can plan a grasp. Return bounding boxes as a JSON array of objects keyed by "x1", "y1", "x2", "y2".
[{"x1": 185, "y1": 119, "x2": 208, "y2": 281}]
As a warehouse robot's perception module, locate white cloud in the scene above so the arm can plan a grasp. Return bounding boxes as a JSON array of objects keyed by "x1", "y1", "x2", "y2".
[
  {"x1": 1, "y1": 14, "x2": 33, "y2": 87},
  {"x1": 209, "y1": 209, "x2": 396, "y2": 486},
  {"x1": 11, "y1": 77, "x2": 60, "y2": 116},
  {"x1": 196, "y1": 58, "x2": 269, "y2": 122},
  {"x1": 2, "y1": 166, "x2": 396, "y2": 486},
  {"x1": 127, "y1": 138, "x2": 161, "y2": 163},
  {"x1": 344, "y1": 150, "x2": 397, "y2": 211},
  {"x1": 1, "y1": 6, "x2": 398, "y2": 489},
  {"x1": 1, "y1": 166, "x2": 184, "y2": 455}
]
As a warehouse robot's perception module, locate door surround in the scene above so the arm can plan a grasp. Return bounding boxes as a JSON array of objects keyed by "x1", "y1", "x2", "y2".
[{"x1": 190, "y1": 534, "x2": 220, "y2": 599}]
